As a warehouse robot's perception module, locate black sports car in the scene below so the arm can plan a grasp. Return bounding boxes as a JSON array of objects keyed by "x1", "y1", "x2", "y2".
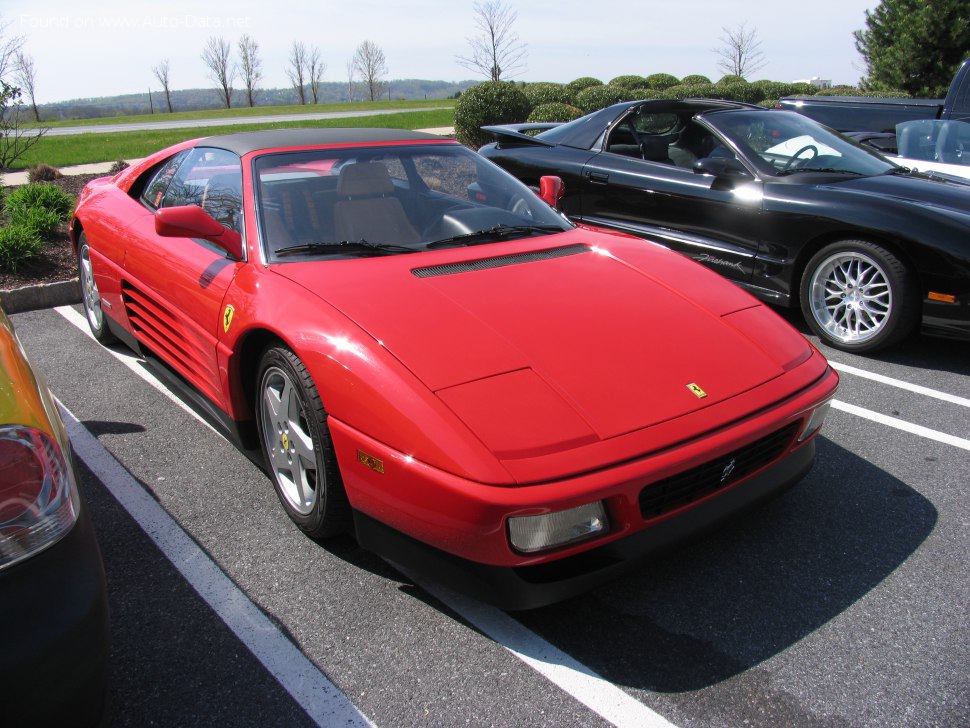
[{"x1": 479, "y1": 100, "x2": 970, "y2": 353}]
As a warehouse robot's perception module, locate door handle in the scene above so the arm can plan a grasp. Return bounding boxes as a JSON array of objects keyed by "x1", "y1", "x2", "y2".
[{"x1": 586, "y1": 171, "x2": 609, "y2": 184}]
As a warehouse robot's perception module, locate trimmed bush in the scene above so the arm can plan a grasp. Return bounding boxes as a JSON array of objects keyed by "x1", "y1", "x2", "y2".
[
  {"x1": 645, "y1": 73, "x2": 680, "y2": 90},
  {"x1": 710, "y1": 82, "x2": 766, "y2": 104},
  {"x1": 527, "y1": 103, "x2": 583, "y2": 123},
  {"x1": 0, "y1": 225, "x2": 43, "y2": 273},
  {"x1": 716, "y1": 74, "x2": 747, "y2": 86},
  {"x1": 565, "y1": 77, "x2": 603, "y2": 95},
  {"x1": 454, "y1": 82, "x2": 531, "y2": 148},
  {"x1": 751, "y1": 80, "x2": 796, "y2": 99},
  {"x1": 681, "y1": 74, "x2": 712, "y2": 85},
  {"x1": 626, "y1": 87, "x2": 662, "y2": 100},
  {"x1": 659, "y1": 83, "x2": 715, "y2": 100},
  {"x1": 789, "y1": 82, "x2": 820, "y2": 95},
  {"x1": 27, "y1": 163, "x2": 63, "y2": 183},
  {"x1": 608, "y1": 75, "x2": 648, "y2": 89},
  {"x1": 575, "y1": 85, "x2": 631, "y2": 113},
  {"x1": 522, "y1": 82, "x2": 574, "y2": 108}
]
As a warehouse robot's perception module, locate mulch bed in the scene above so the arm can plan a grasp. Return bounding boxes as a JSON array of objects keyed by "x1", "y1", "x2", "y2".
[{"x1": 0, "y1": 173, "x2": 106, "y2": 291}]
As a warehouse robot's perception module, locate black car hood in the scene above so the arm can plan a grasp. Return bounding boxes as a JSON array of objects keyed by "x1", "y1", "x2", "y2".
[{"x1": 829, "y1": 172, "x2": 970, "y2": 214}]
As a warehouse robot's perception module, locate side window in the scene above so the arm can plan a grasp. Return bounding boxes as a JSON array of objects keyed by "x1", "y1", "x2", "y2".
[
  {"x1": 164, "y1": 148, "x2": 243, "y2": 232},
  {"x1": 141, "y1": 150, "x2": 189, "y2": 210}
]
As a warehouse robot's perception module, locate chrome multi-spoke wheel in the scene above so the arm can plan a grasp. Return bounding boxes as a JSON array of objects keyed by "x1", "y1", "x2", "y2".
[
  {"x1": 260, "y1": 365, "x2": 319, "y2": 515},
  {"x1": 801, "y1": 240, "x2": 917, "y2": 353},
  {"x1": 256, "y1": 347, "x2": 349, "y2": 538},
  {"x1": 77, "y1": 234, "x2": 116, "y2": 344}
]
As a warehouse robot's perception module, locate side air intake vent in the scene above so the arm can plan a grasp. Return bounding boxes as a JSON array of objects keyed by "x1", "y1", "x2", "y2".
[{"x1": 412, "y1": 244, "x2": 589, "y2": 278}]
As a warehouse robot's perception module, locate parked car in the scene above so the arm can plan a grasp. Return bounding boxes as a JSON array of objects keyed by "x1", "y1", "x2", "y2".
[
  {"x1": 479, "y1": 99, "x2": 970, "y2": 353},
  {"x1": 777, "y1": 58, "x2": 970, "y2": 134},
  {"x1": 70, "y1": 128, "x2": 837, "y2": 609},
  {"x1": 851, "y1": 119, "x2": 970, "y2": 180},
  {"x1": 0, "y1": 306, "x2": 110, "y2": 726}
]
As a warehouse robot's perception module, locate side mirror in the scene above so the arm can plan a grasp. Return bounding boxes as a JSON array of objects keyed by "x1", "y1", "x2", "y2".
[
  {"x1": 538, "y1": 175, "x2": 565, "y2": 208},
  {"x1": 155, "y1": 205, "x2": 243, "y2": 260},
  {"x1": 693, "y1": 157, "x2": 750, "y2": 179}
]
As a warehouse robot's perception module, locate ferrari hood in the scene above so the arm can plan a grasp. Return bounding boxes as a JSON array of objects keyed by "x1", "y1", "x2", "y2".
[{"x1": 275, "y1": 236, "x2": 788, "y2": 444}]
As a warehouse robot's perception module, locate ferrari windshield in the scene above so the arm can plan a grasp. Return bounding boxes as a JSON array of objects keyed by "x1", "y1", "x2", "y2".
[
  {"x1": 254, "y1": 144, "x2": 571, "y2": 260},
  {"x1": 707, "y1": 110, "x2": 896, "y2": 177}
]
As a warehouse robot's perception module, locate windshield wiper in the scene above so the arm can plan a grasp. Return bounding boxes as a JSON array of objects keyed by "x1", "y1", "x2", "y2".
[
  {"x1": 427, "y1": 224, "x2": 564, "y2": 249},
  {"x1": 776, "y1": 167, "x2": 864, "y2": 177},
  {"x1": 882, "y1": 166, "x2": 913, "y2": 175},
  {"x1": 274, "y1": 239, "x2": 416, "y2": 257}
]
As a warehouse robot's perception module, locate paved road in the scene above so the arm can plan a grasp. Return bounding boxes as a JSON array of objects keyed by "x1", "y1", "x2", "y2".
[
  {"x1": 25, "y1": 108, "x2": 442, "y2": 136},
  {"x1": 11, "y1": 304, "x2": 970, "y2": 727}
]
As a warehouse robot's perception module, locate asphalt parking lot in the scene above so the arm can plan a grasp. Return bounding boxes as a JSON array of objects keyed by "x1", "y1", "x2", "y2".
[{"x1": 11, "y1": 303, "x2": 969, "y2": 728}]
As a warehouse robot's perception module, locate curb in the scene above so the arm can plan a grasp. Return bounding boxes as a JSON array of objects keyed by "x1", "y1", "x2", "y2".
[{"x1": 1, "y1": 278, "x2": 81, "y2": 314}]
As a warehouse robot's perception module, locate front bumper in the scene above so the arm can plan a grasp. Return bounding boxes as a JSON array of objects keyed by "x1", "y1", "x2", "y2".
[{"x1": 0, "y1": 503, "x2": 110, "y2": 726}]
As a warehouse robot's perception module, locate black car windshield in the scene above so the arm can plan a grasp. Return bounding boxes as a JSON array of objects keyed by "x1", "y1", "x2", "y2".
[
  {"x1": 706, "y1": 110, "x2": 897, "y2": 178},
  {"x1": 254, "y1": 144, "x2": 571, "y2": 261}
]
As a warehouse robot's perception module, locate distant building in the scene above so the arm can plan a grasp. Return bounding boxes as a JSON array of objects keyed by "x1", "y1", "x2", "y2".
[{"x1": 794, "y1": 77, "x2": 832, "y2": 89}]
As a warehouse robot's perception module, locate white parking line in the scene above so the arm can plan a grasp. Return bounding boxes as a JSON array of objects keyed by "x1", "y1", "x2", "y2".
[
  {"x1": 407, "y1": 574, "x2": 678, "y2": 728},
  {"x1": 832, "y1": 400, "x2": 970, "y2": 451},
  {"x1": 830, "y1": 361, "x2": 970, "y2": 408},
  {"x1": 60, "y1": 402, "x2": 375, "y2": 728}
]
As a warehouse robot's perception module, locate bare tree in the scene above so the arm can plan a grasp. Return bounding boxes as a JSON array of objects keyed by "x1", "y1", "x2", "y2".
[
  {"x1": 308, "y1": 46, "x2": 326, "y2": 104},
  {"x1": 0, "y1": 15, "x2": 25, "y2": 81},
  {"x1": 238, "y1": 34, "x2": 262, "y2": 107},
  {"x1": 152, "y1": 59, "x2": 174, "y2": 112},
  {"x1": 286, "y1": 42, "x2": 308, "y2": 105},
  {"x1": 352, "y1": 40, "x2": 388, "y2": 102},
  {"x1": 14, "y1": 52, "x2": 39, "y2": 122},
  {"x1": 201, "y1": 36, "x2": 236, "y2": 108},
  {"x1": 0, "y1": 18, "x2": 44, "y2": 169},
  {"x1": 714, "y1": 23, "x2": 766, "y2": 79},
  {"x1": 456, "y1": 1, "x2": 527, "y2": 81},
  {"x1": 345, "y1": 57, "x2": 356, "y2": 102}
]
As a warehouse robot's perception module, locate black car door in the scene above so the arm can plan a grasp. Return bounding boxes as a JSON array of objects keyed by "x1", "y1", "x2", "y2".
[{"x1": 578, "y1": 112, "x2": 764, "y2": 284}]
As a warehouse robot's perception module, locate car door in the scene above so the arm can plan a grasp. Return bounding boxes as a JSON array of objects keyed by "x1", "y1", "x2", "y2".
[
  {"x1": 123, "y1": 146, "x2": 244, "y2": 406},
  {"x1": 578, "y1": 111, "x2": 764, "y2": 284}
]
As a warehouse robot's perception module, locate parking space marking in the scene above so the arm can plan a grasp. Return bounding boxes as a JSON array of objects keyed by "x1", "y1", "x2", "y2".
[
  {"x1": 832, "y1": 400, "x2": 970, "y2": 451},
  {"x1": 830, "y1": 361, "x2": 970, "y2": 408},
  {"x1": 407, "y1": 572, "x2": 678, "y2": 728},
  {"x1": 59, "y1": 402, "x2": 375, "y2": 728}
]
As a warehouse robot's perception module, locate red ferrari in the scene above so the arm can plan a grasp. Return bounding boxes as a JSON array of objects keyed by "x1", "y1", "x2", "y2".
[{"x1": 72, "y1": 129, "x2": 837, "y2": 608}]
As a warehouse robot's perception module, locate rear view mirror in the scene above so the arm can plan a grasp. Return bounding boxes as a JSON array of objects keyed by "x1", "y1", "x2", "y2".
[
  {"x1": 155, "y1": 205, "x2": 243, "y2": 260},
  {"x1": 693, "y1": 157, "x2": 750, "y2": 178},
  {"x1": 538, "y1": 175, "x2": 565, "y2": 208}
]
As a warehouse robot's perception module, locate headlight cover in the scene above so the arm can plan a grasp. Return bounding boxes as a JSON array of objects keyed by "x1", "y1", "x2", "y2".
[
  {"x1": 508, "y1": 501, "x2": 609, "y2": 554},
  {"x1": 0, "y1": 425, "x2": 80, "y2": 571}
]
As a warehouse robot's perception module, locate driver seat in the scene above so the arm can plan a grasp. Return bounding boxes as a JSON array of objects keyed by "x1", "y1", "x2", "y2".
[{"x1": 333, "y1": 163, "x2": 421, "y2": 244}]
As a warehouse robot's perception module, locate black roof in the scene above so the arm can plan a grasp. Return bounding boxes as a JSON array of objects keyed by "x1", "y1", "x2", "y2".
[{"x1": 201, "y1": 128, "x2": 446, "y2": 156}]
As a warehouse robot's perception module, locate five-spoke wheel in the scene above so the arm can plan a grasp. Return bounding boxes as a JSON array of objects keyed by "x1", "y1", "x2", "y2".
[{"x1": 77, "y1": 233, "x2": 116, "y2": 344}]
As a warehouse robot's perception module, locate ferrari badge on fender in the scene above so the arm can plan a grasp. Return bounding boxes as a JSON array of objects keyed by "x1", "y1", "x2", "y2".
[{"x1": 223, "y1": 305, "x2": 234, "y2": 333}]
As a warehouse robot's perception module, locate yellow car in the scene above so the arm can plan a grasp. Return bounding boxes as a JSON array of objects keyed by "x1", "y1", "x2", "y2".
[{"x1": 0, "y1": 306, "x2": 110, "y2": 726}]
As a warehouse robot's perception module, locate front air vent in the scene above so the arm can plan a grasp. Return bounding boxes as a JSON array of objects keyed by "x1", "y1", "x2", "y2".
[{"x1": 412, "y1": 244, "x2": 589, "y2": 278}]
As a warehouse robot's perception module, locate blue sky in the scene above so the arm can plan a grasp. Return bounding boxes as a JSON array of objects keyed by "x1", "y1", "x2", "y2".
[{"x1": 7, "y1": 1, "x2": 878, "y2": 103}]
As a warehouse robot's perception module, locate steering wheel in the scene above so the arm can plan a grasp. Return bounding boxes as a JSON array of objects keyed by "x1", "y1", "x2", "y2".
[{"x1": 783, "y1": 144, "x2": 818, "y2": 170}]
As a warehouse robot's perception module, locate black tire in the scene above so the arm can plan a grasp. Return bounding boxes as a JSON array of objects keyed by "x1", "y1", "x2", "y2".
[
  {"x1": 800, "y1": 240, "x2": 919, "y2": 353},
  {"x1": 77, "y1": 233, "x2": 117, "y2": 344},
  {"x1": 255, "y1": 346, "x2": 350, "y2": 538}
]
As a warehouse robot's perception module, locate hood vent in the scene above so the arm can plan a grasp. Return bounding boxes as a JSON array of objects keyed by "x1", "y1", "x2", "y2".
[{"x1": 412, "y1": 243, "x2": 589, "y2": 278}]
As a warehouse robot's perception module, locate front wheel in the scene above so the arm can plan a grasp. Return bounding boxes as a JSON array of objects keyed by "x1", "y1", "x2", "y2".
[
  {"x1": 77, "y1": 233, "x2": 117, "y2": 344},
  {"x1": 256, "y1": 346, "x2": 350, "y2": 538},
  {"x1": 800, "y1": 240, "x2": 918, "y2": 353}
]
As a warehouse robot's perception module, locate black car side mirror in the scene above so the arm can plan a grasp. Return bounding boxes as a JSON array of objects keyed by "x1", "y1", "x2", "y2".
[{"x1": 693, "y1": 157, "x2": 750, "y2": 179}]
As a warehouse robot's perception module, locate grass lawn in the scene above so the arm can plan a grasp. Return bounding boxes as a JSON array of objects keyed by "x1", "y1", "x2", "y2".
[
  {"x1": 10, "y1": 109, "x2": 456, "y2": 169},
  {"x1": 23, "y1": 99, "x2": 455, "y2": 129}
]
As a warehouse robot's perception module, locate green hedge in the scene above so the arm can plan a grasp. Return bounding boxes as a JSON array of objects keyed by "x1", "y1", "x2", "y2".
[
  {"x1": 522, "y1": 82, "x2": 574, "y2": 107},
  {"x1": 527, "y1": 103, "x2": 583, "y2": 122},
  {"x1": 454, "y1": 81, "x2": 531, "y2": 148},
  {"x1": 575, "y1": 85, "x2": 633, "y2": 113},
  {"x1": 565, "y1": 77, "x2": 603, "y2": 95}
]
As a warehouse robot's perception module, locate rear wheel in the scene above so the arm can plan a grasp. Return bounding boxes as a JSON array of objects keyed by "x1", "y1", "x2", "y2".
[
  {"x1": 256, "y1": 346, "x2": 350, "y2": 538},
  {"x1": 800, "y1": 240, "x2": 918, "y2": 353},
  {"x1": 77, "y1": 233, "x2": 117, "y2": 344}
]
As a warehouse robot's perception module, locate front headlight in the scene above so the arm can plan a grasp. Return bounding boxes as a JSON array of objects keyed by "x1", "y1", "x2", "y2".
[
  {"x1": 0, "y1": 425, "x2": 80, "y2": 571},
  {"x1": 508, "y1": 501, "x2": 609, "y2": 554}
]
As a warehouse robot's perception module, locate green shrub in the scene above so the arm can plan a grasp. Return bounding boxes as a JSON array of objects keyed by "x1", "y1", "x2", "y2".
[
  {"x1": 0, "y1": 225, "x2": 43, "y2": 273},
  {"x1": 454, "y1": 81, "x2": 531, "y2": 148},
  {"x1": 659, "y1": 83, "x2": 715, "y2": 100},
  {"x1": 27, "y1": 163, "x2": 63, "y2": 183},
  {"x1": 681, "y1": 74, "x2": 712, "y2": 85},
  {"x1": 522, "y1": 82, "x2": 574, "y2": 108},
  {"x1": 710, "y1": 82, "x2": 766, "y2": 104},
  {"x1": 750, "y1": 80, "x2": 796, "y2": 99},
  {"x1": 575, "y1": 84, "x2": 631, "y2": 113},
  {"x1": 716, "y1": 74, "x2": 747, "y2": 86},
  {"x1": 645, "y1": 73, "x2": 680, "y2": 90},
  {"x1": 626, "y1": 87, "x2": 662, "y2": 100},
  {"x1": 3, "y1": 183, "x2": 74, "y2": 240},
  {"x1": 608, "y1": 75, "x2": 648, "y2": 89},
  {"x1": 789, "y1": 82, "x2": 820, "y2": 95},
  {"x1": 565, "y1": 77, "x2": 603, "y2": 95},
  {"x1": 527, "y1": 102, "x2": 583, "y2": 122}
]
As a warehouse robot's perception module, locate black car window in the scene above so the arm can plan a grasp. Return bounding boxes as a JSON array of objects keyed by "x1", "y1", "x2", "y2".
[
  {"x1": 163, "y1": 148, "x2": 243, "y2": 232},
  {"x1": 141, "y1": 150, "x2": 189, "y2": 210}
]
